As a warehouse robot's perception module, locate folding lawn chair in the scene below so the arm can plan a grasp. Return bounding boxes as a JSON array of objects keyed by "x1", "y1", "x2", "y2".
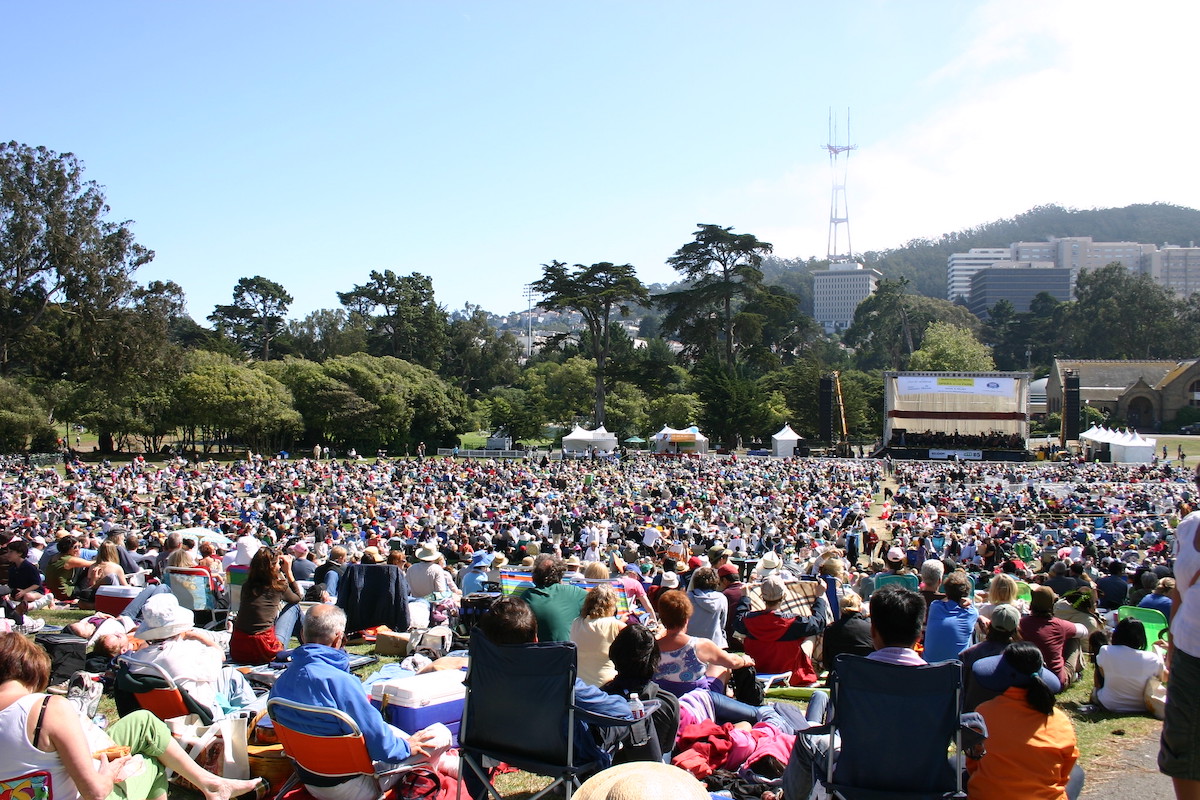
[
  {"x1": 458, "y1": 630, "x2": 656, "y2": 800},
  {"x1": 165, "y1": 566, "x2": 228, "y2": 629},
  {"x1": 1117, "y1": 605, "x2": 1169, "y2": 650},
  {"x1": 115, "y1": 656, "x2": 215, "y2": 725},
  {"x1": 267, "y1": 697, "x2": 436, "y2": 800},
  {"x1": 785, "y1": 654, "x2": 982, "y2": 800}
]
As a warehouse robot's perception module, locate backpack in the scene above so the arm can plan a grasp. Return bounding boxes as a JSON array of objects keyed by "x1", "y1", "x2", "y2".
[
  {"x1": 408, "y1": 625, "x2": 453, "y2": 659},
  {"x1": 728, "y1": 665, "x2": 765, "y2": 707}
]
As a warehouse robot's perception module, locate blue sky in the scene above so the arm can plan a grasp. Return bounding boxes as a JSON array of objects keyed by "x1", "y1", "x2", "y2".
[{"x1": 6, "y1": 1, "x2": 1199, "y2": 321}]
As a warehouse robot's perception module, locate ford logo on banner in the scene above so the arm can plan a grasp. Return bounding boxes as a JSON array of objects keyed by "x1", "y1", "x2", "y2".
[{"x1": 986, "y1": 382, "x2": 1000, "y2": 388}]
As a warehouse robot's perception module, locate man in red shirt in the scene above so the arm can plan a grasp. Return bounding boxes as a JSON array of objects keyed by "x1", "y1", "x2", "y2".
[
  {"x1": 717, "y1": 563, "x2": 745, "y2": 651},
  {"x1": 1018, "y1": 586, "x2": 1088, "y2": 688}
]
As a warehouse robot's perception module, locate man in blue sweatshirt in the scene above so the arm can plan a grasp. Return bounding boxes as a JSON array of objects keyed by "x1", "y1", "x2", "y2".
[{"x1": 270, "y1": 604, "x2": 438, "y2": 798}]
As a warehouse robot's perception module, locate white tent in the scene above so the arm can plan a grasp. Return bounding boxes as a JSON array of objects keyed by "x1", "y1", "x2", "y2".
[
  {"x1": 1079, "y1": 426, "x2": 1156, "y2": 463},
  {"x1": 562, "y1": 425, "x2": 594, "y2": 453},
  {"x1": 562, "y1": 425, "x2": 618, "y2": 454},
  {"x1": 591, "y1": 425, "x2": 618, "y2": 453},
  {"x1": 652, "y1": 425, "x2": 709, "y2": 454},
  {"x1": 770, "y1": 424, "x2": 803, "y2": 457}
]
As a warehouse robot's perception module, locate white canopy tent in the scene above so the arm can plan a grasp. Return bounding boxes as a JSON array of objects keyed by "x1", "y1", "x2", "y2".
[
  {"x1": 1079, "y1": 425, "x2": 1157, "y2": 463},
  {"x1": 652, "y1": 425, "x2": 709, "y2": 454},
  {"x1": 562, "y1": 425, "x2": 618, "y2": 454},
  {"x1": 770, "y1": 424, "x2": 803, "y2": 457}
]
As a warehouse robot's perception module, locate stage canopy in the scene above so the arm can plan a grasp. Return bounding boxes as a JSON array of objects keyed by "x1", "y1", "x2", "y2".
[{"x1": 883, "y1": 372, "x2": 1031, "y2": 444}]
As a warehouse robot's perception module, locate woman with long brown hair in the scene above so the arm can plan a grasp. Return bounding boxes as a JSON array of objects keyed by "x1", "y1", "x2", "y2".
[{"x1": 229, "y1": 547, "x2": 301, "y2": 664}]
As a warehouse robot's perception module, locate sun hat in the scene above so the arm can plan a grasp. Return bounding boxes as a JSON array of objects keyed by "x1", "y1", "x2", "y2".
[
  {"x1": 564, "y1": 555, "x2": 582, "y2": 568},
  {"x1": 972, "y1": 650, "x2": 1062, "y2": 694},
  {"x1": 520, "y1": 556, "x2": 535, "y2": 568},
  {"x1": 361, "y1": 546, "x2": 383, "y2": 563},
  {"x1": 415, "y1": 543, "x2": 440, "y2": 562},
  {"x1": 470, "y1": 551, "x2": 494, "y2": 568},
  {"x1": 760, "y1": 551, "x2": 782, "y2": 572},
  {"x1": 761, "y1": 575, "x2": 787, "y2": 603},
  {"x1": 136, "y1": 594, "x2": 195, "y2": 641},
  {"x1": 574, "y1": 760, "x2": 709, "y2": 800},
  {"x1": 232, "y1": 535, "x2": 261, "y2": 567},
  {"x1": 660, "y1": 572, "x2": 680, "y2": 589},
  {"x1": 989, "y1": 604, "x2": 1020, "y2": 633}
]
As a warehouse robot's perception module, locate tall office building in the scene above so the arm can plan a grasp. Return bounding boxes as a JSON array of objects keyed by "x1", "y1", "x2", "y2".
[
  {"x1": 947, "y1": 248, "x2": 1013, "y2": 302},
  {"x1": 1146, "y1": 246, "x2": 1200, "y2": 298},
  {"x1": 814, "y1": 262, "x2": 882, "y2": 333},
  {"x1": 968, "y1": 265, "x2": 1072, "y2": 318}
]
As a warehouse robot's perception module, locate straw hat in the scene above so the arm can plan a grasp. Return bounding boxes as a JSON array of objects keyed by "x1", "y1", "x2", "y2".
[
  {"x1": 415, "y1": 543, "x2": 441, "y2": 562},
  {"x1": 574, "y1": 761, "x2": 708, "y2": 800}
]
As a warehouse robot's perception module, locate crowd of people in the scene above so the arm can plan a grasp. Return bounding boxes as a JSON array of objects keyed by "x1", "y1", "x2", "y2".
[
  {"x1": 0, "y1": 449, "x2": 1196, "y2": 799},
  {"x1": 888, "y1": 429, "x2": 1028, "y2": 451}
]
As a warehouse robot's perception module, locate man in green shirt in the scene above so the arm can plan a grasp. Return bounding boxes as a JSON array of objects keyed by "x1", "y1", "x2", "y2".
[{"x1": 520, "y1": 554, "x2": 588, "y2": 642}]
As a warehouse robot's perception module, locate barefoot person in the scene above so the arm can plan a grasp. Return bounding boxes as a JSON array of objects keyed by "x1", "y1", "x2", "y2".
[{"x1": 0, "y1": 631, "x2": 262, "y2": 800}]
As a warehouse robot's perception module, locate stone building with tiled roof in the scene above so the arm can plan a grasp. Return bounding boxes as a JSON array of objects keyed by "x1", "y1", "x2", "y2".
[{"x1": 1046, "y1": 358, "x2": 1200, "y2": 429}]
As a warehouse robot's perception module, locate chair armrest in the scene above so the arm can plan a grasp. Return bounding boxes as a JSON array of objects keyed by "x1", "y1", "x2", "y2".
[
  {"x1": 574, "y1": 699, "x2": 661, "y2": 727},
  {"x1": 959, "y1": 711, "x2": 988, "y2": 755}
]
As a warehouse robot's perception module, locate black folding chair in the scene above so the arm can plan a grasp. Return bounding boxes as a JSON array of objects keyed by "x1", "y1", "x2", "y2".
[
  {"x1": 458, "y1": 630, "x2": 655, "y2": 800},
  {"x1": 787, "y1": 654, "x2": 982, "y2": 800}
]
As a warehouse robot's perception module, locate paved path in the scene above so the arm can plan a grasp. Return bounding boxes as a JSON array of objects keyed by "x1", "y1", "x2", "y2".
[{"x1": 1081, "y1": 728, "x2": 1171, "y2": 799}]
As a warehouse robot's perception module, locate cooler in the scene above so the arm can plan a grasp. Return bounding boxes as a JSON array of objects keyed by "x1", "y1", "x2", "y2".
[
  {"x1": 368, "y1": 670, "x2": 466, "y2": 743},
  {"x1": 95, "y1": 585, "x2": 141, "y2": 616}
]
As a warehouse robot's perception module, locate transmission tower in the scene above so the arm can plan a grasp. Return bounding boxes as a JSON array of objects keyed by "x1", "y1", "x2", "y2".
[{"x1": 824, "y1": 109, "x2": 857, "y2": 263}]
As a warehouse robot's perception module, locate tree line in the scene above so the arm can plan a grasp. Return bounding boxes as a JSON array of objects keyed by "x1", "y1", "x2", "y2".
[{"x1": 3, "y1": 140, "x2": 1199, "y2": 454}]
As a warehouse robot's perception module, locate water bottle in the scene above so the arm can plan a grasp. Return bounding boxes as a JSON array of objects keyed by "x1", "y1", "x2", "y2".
[{"x1": 627, "y1": 693, "x2": 645, "y2": 719}]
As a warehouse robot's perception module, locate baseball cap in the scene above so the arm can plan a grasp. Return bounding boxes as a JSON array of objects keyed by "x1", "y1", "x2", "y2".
[
  {"x1": 989, "y1": 604, "x2": 1020, "y2": 633},
  {"x1": 761, "y1": 575, "x2": 786, "y2": 602}
]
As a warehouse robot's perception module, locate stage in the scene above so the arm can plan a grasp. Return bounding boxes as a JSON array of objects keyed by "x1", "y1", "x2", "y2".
[{"x1": 879, "y1": 447, "x2": 1034, "y2": 462}]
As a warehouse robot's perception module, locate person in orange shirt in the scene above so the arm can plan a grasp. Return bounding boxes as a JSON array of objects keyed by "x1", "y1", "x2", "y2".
[{"x1": 967, "y1": 642, "x2": 1083, "y2": 800}]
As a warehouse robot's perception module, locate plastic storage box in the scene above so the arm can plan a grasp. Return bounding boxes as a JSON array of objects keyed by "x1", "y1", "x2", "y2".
[{"x1": 368, "y1": 670, "x2": 466, "y2": 743}]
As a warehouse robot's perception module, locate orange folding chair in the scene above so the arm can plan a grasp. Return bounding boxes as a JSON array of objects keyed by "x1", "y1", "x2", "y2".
[
  {"x1": 267, "y1": 697, "x2": 429, "y2": 800},
  {"x1": 115, "y1": 656, "x2": 215, "y2": 725}
]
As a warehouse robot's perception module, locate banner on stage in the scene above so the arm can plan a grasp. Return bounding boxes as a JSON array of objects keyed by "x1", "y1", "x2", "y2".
[
  {"x1": 897, "y1": 376, "x2": 1015, "y2": 397},
  {"x1": 929, "y1": 449, "x2": 983, "y2": 460}
]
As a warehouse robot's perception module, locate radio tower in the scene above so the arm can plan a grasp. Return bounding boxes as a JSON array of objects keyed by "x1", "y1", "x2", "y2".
[
  {"x1": 824, "y1": 109, "x2": 857, "y2": 263},
  {"x1": 812, "y1": 109, "x2": 878, "y2": 334}
]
